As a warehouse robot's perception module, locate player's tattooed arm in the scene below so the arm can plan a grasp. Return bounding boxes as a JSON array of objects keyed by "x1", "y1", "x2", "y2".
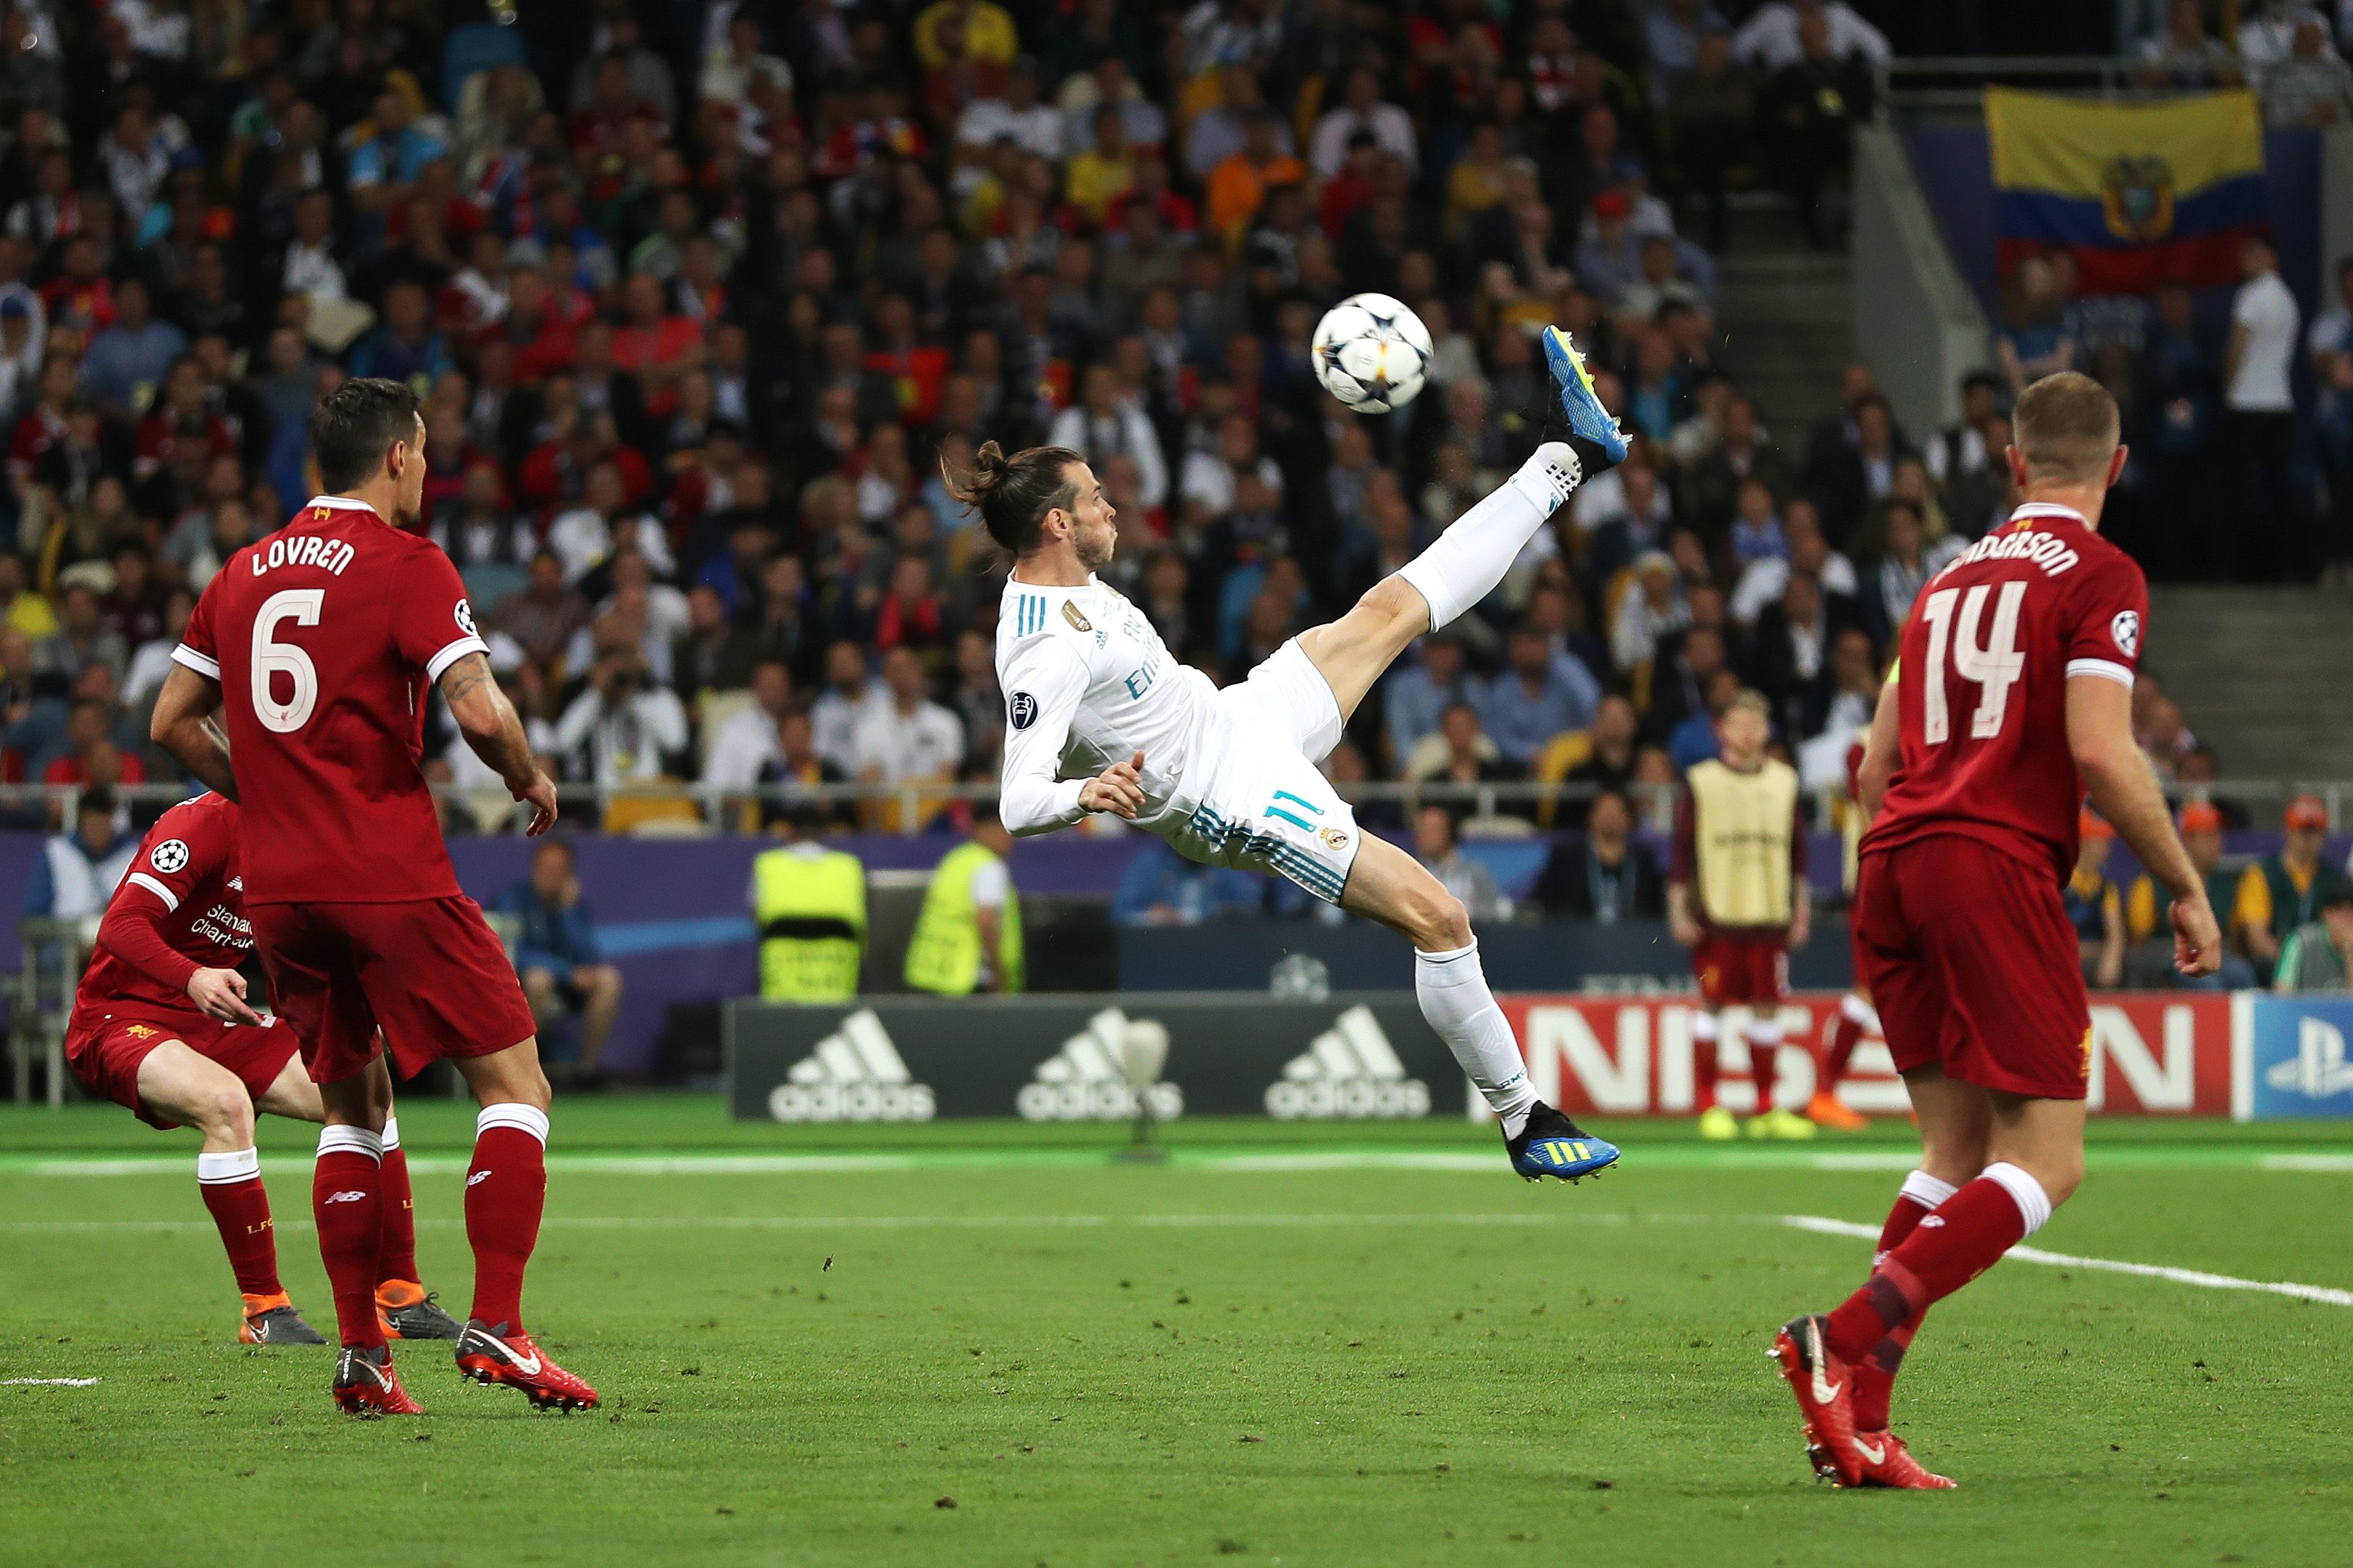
[
  {"x1": 149, "y1": 664, "x2": 238, "y2": 801},
  {"x1": 438, "y1": 651, "x2": 559, "y2": 836}
]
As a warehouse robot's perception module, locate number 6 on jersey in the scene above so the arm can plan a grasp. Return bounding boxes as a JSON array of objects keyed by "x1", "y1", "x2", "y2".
[{"x1": 252, "y1": 589, "x2": 325, "y2": 733}]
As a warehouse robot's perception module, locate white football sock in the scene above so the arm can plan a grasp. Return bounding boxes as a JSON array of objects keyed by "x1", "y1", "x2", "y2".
[
  {"x1": 1980, "y1": 1160, "x2": 2054, "y2": 1238},
  {"x1": 478, "y1": 1103, "x2": 551, "y2": 1146},
  {"x1": 1415, "y1": 941, "x2": 1539, "y2": 1136},
  {"x1": 1397, "y1": 442, "x2": 1583, "y2": 630},
  {"x1": 196, "y1": 1148, "x2": 261, "y2": 1185},
  {"x1": 317, "y1": 1123, "x2": 383, "y2": 1162}
]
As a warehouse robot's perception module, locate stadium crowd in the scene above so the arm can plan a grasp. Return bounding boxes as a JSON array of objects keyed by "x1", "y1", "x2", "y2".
[{"x1": 0, "y1": 0, "x2": 2340, "y2": 871}]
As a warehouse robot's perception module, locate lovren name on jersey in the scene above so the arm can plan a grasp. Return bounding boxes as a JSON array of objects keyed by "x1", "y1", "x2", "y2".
[
  {"x1": 246, "y1": 531, "x2": 358, "y2": 579},
  {"x1": 175, "y1": 495, "x2": 489, "y2": 906}
]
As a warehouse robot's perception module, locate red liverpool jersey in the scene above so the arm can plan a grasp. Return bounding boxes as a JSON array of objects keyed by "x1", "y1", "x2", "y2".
[
  {"x1": 75, "y1": 793, "x2": 252, "y2": 1020},
  {"x1": 1862, "y1": 502, "x2": 2148, "y2": 883},
  {"x1": 174, "y1": 495, "x2": 488, "y2": 905}
]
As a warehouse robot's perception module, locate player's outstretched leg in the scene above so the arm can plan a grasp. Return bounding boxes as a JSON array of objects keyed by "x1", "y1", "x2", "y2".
[
  {"x1": 1340, "y1": 837, "x2": 1618, "y2": 1181},
  {"x1": 453, "y1": 1043, "x2": 598, "y2": 1411},
  {"x1": 372, "y1": 1113, "x2": 461, "y2": 1340},
  {"x1": 1294, "y1": 327, "x2": 1624, "y2": 727},
  {"x1": 131, "y1": 1042, "x2": 326, "y2": 1345}
]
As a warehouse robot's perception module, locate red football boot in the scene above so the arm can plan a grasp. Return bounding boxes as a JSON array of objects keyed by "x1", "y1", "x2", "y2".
[
  {"x1": 1852, "y1": 1430, "x2": 1956, "y2": 1489},
  {"x1": 455, "y1": 1320, "x2": 600, "y2": 1412},
  {"x1": 1771, "y1": 1314, "x2": 1864, "y2": 1485},
  {"x1": 332, "y1": 1346, "x2": 425, "y2": 1417}
]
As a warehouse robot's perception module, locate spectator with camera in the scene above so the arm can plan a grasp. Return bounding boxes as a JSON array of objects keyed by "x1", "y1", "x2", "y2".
[{"x1": 555, "y1": 642, "x2": 690, "y2": 789}]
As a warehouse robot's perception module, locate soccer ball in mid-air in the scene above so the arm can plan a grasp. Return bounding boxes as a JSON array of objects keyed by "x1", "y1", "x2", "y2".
[{"x1": 1312, "y1": 293, "x2": 1433, "y2": 414}]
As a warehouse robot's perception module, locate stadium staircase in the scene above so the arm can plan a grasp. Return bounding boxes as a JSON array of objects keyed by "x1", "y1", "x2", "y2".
[
  {"x1": 2144, "y1": 587, "x2": 2353, "y2": 784},
  {"x1": 1713, "y1": 204, "x2": 1852, "y2": 442}
]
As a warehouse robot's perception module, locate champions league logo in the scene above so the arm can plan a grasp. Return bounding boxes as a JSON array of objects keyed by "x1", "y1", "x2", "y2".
[
  {"x1": 455, "y1": 599, "x2": 477, "y2": 637},
  {"x1": 1009, "y1": 692, "x2": 1038, "y2": 731},
  {"x1": 150, "y1": 839, "x2": 190, "y2": 875},
  {"x1": 2110, "y1": 610, "x2": 2140, "y2": 659}
]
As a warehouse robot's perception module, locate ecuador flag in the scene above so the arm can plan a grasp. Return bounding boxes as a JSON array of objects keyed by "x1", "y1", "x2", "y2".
[{"x1": 1986, "y1": 88, "x2": 2266, "y2": 294}]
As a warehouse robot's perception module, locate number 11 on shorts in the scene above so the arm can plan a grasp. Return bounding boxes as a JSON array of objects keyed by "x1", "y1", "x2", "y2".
[{"x1": 1266, "y1": 790, "x2": 1324, "y2": 831}]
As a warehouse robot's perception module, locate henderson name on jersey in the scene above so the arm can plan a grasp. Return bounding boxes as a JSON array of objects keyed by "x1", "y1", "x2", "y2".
[{"x1": 1865, "y1": 500, "x2": 2149, "y2": 882}]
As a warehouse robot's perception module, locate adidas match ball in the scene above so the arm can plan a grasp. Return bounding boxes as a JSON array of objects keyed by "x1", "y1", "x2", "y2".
[{"x1": 1312, "y1": 293, "x2": 1433, "y2": 414}]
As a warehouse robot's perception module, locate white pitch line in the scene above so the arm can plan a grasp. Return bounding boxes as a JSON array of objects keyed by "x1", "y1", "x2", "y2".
[
  {"x1": 1783, "y1": 1215, "x2": 2353, "y2": 1309},
  {"x1": 0, "y1": 1209, "x2": 1727, "y2": 1237},
  {"x1": 11, "y1": 1149, "x2": 1958, "y2": 1178},
  {"x1": 25, "y1": 1153, "x2": 924, "y2": 1178},
  {"x1": 1207, "y1": 1152, "x2": 1501, "y2": 1173},
  {"x1": 2260, "y1": 1154, "x2": 2353, "y2": 1173}
]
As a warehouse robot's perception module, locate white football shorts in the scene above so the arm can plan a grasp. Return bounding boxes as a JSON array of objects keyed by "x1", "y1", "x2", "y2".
[{"x1": 1160, "y1": 640, "x2": 1362, "y2": 905}]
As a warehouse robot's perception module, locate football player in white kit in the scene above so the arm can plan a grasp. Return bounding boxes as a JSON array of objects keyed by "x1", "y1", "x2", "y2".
[{"x1": 969, "y1": 330, "x2": 1629, "y2": 1181}]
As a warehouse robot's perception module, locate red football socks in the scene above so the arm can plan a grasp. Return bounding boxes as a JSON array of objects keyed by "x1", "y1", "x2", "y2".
[
  {"x1": 1850, "y1": 1171, "x2": 1955, "y2": 1430},
  {"x1": 1824, "y1": 1164, "x2": 2051, "y2": 1364},
  {"x1": 1823, "y1": 1010, "x2": 1865, "y2": 1092},
  {"x1": 1692, "y1": 1019, "x2": 1721, "y2": 1112},
  {"x1": 376, "y1": 1116, "x2": 419, "y2": 1288},
  {"x1": 312, "y1": 1126, "x2": 387, "y2": 1349},
  {"x1": 466, "y1": 1104, "x2": 550, "y2": 1333},
  {"x1": 1747, "y1": 1039, "x2": 1779, "y2": 1112},
  {"x1": 196, "y1": 1149, "x2": 281, "y2": 1297}
]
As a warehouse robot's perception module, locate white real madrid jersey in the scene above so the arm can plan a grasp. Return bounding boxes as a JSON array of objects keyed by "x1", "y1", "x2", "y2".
[{"x1": 993, "y1": 573, "x2": 1220, "y2": 834}]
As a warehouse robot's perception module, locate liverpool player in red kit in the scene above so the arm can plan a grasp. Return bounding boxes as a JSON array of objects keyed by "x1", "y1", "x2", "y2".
[
  {"x1": 1770, "y1": 372, "x2": 2221, "y2": 1488},
  {"x1": 64, "y1": 792, "x2": 461, "y2": 1346},
  {"x1": 150, "y1": 378, "x2": 596, "y2": 1417}
]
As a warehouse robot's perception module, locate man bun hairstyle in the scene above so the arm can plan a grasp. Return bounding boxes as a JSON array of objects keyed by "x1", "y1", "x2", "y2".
[
  {"x1": 311, "y1": 376, "x2": 422, "y2": 494},
  {"x1": 2012, "y1": 370, "x2": 2119, "y2": 487},
  {"x1": 943, "y1": 440, "x2": 1084, "y2": 556}
]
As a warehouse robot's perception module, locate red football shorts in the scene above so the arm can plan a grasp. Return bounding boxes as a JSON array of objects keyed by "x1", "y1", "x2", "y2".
[
  {"x1": 248, "y1": 896, "x2": 538, "y2": 1084},
  {"x1": 65, "y1": 1009, "x2": 299, "y2": 1130},
  {"x1": 1852, "y1": 835, "x2": 2091, "y2": 1100},
  {"x1": 1692, "y1": 932, "x2": 1789, "y2": 1007}
]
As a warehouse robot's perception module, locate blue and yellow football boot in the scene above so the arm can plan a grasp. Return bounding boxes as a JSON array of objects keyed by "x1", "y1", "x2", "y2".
[
  {"x1": 1539, "y1": 325, "x2": 1630, "y2": 469},
  {"x1": 1505, "y1": 1099, "x2": 1622, "y2": 1183}
]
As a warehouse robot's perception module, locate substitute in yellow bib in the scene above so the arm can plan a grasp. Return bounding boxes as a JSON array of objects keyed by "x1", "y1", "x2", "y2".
[
  {"x1": 751, "y1": 807, "x2": 867, "y2": 1001},
  {"x1": 1668, "y1": 689, "x2": 1812, "y2": 1141},
  {"x1": 906, "y1": 804, "x2": 1023, "y2": 994}
]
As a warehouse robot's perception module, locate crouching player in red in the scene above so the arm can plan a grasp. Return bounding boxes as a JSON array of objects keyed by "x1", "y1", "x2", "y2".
[
  {"x1": 1771, "y1": 372, "x2": 2220, "y2": 1487},
  {"x1": 66, "y1": 792, "x2": 460, "y2": 1346},
  {"x1": 151, "y1": 377, "x2": 595, "y2": 1417}
]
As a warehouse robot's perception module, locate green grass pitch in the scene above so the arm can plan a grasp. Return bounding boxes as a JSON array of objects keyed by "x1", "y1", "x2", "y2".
[{"x1": 1, "y1": 1099, "x2": 2349, "y2": 1567}]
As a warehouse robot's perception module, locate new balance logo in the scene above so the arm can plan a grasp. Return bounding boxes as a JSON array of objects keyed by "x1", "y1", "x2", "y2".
[
  {"x1": 467, "y1": 1171, "x2": 491, "y2": 1186},
  {"x1": 322, "y1": 1190, "x2": 368, "y2": 1204},
  {"x1": 768, "y1": 1009, "x2": 936, "y2": 1123},
  {"x1": 1921, "y1": 1215, "x2": 1944, "y2": 1228},
  {"x1": 1266, "y1": 1006, "x2": 1429, "y2": 1119},
  {"x1": 2265, "y1": 1018, "x2": 2353, "y2": 1099},
  {"x1": 1016, "y1": 1007, "x2": 1182, "y2": 1123}
]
